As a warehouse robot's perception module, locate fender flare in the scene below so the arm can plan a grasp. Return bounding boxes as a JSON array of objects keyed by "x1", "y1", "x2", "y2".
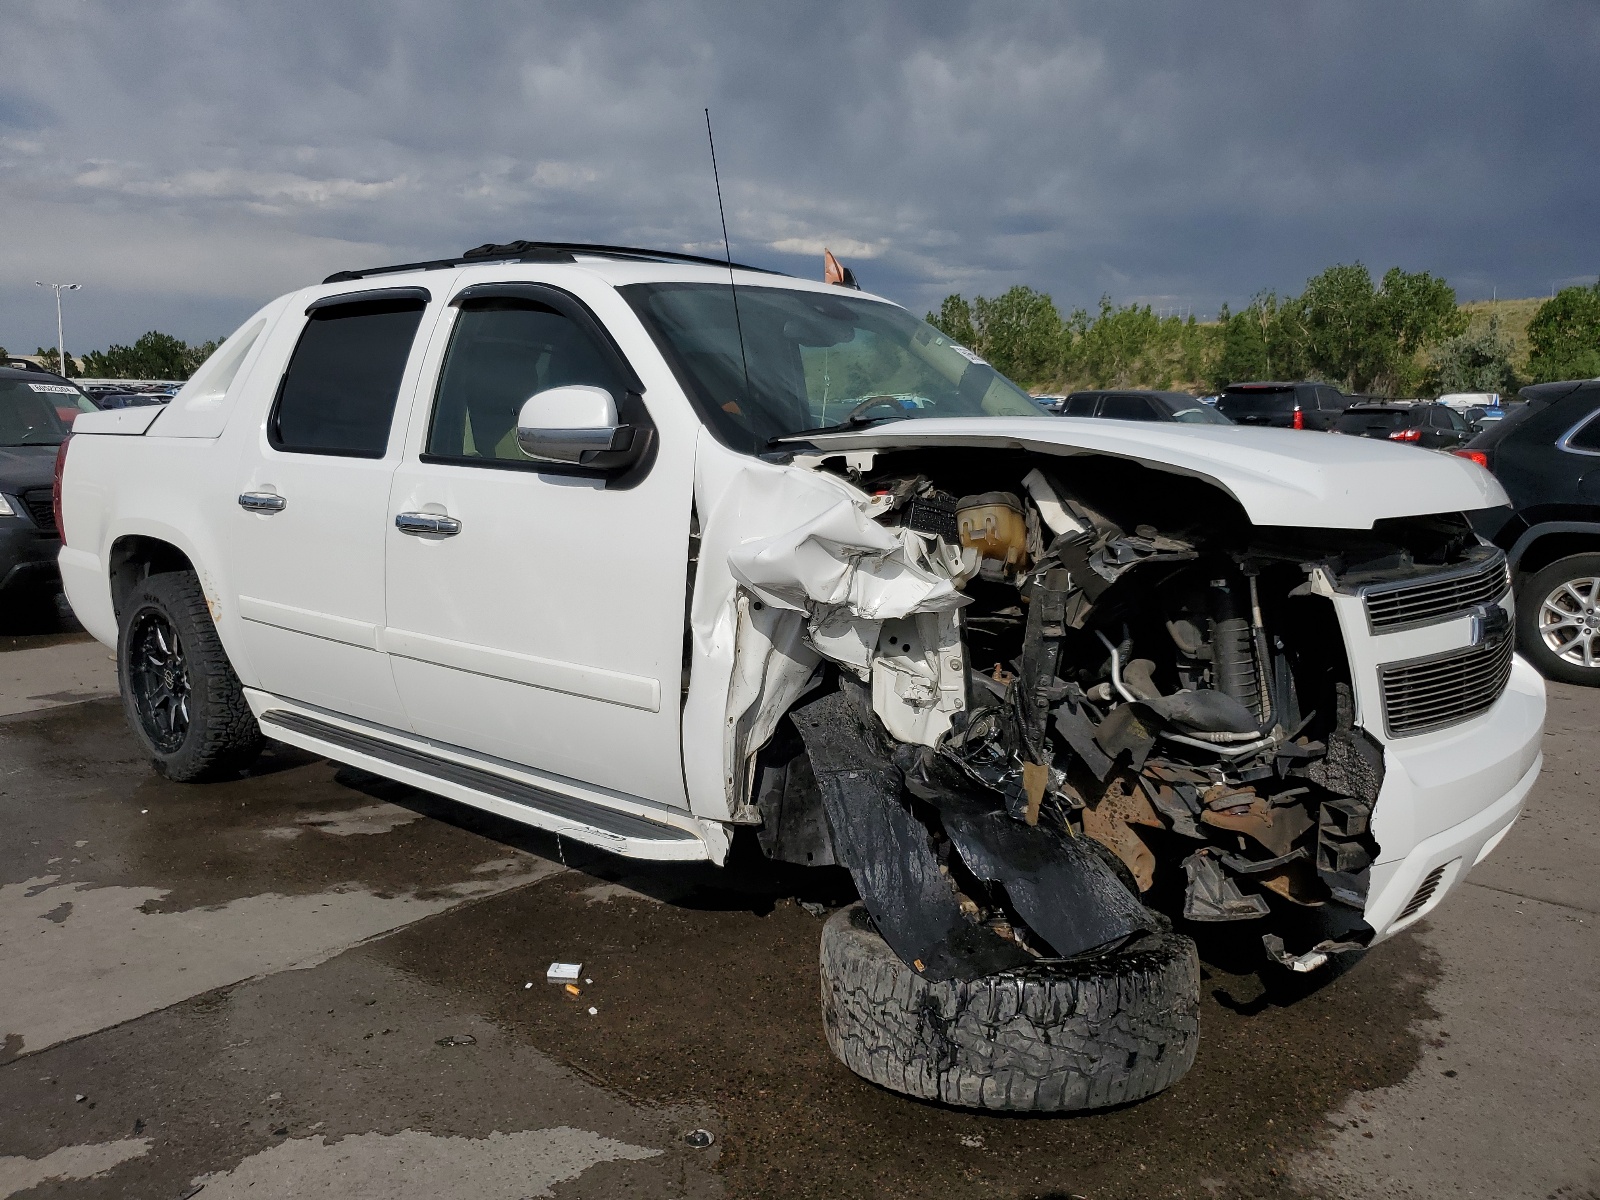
[{"x1": 1507, "y1": 520, "x2": 1600, "y2": 572}]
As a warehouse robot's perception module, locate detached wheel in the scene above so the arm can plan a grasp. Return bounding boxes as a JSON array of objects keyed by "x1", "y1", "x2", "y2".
[
  {"x1": 819, "y1": 903, "x2": 1200, "y2": 1111},
  {"x1": 117, "y1": 571, "x2": 262, "y2": 780},
  {"x1": 1516, "y1": 554, "x2": 1600, "y2": 686}
]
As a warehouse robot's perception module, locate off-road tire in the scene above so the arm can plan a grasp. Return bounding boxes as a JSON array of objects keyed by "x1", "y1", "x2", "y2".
[
  {"x1": 819, "y1": 903, "x2": 1200, "y2": 1111},
  {"x1": 117, "y1": 571, "x2": 263, "y2": 781},
  {"x1": 1516, "y1": 553, "x2": 1600, "y2": 686}
]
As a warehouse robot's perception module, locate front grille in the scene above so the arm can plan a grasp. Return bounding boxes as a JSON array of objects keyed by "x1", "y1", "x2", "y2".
[
  {"x1": 1380, "y1": 635, "x2": 1515, "y2": 737},
  {"x1": 1399, "y1": 864, "x2": 1448, "y2": 920},
  {"x1": 1363, "y1": 553, "x2": 1510, "y2": 632},
  {"x1": 20, "y1": 489, "x2": 55, "y2": 534}
]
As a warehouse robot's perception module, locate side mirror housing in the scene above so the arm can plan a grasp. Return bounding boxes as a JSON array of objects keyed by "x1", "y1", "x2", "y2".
[{"x1": 515, "y1": 385, "x2": 638, "y2": 466}]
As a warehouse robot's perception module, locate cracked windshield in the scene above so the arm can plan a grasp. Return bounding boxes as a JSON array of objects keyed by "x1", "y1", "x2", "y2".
[{"x1": 624, "y1": 281, "x2": 1044, "y2": 452}]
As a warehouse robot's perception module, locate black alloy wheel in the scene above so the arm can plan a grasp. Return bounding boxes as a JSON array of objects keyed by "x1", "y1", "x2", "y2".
[
  {"x1": 116, "y1": 570, "x2": 263, "y2": 780},
  {"x1": 127, "y1": 609, "x2": 191, "y2": 753}
]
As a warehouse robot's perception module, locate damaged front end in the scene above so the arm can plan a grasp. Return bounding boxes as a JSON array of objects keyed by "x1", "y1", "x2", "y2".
[{"x1": 720, "y1": 444, "x2": 1492, "y2": 981}]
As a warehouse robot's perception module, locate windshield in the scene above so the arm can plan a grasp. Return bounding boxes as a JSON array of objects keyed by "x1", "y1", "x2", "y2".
[
  {"x1": 0, "y1": 379, "x2": 95, "y2": 446},
  {"x1": 622, "y1": 282, "x2": 1045, "y2": 452},
  {"x1": 1168, "y1": 401, "x2": 1232, "y2": 425}
]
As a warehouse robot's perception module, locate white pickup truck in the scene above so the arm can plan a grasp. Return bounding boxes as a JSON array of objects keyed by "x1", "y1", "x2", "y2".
[{"x1": 56, "y1": 241, "x2": 1545, "y2": 1113}]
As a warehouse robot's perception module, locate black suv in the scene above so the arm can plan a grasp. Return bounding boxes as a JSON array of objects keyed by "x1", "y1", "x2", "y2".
[
  {"x1": 1216, "y1": 381, "x2": 1355, "y2": 430},
  {"x1": 1, "y1": 366, "x2": 98, "y2": 623},
  {"x1": 1464, "y1": 379, "x2": 1600, "y2": 685},
  {"x1": 1333, "y1": 402, "x2": 1473, "y2": 449}
]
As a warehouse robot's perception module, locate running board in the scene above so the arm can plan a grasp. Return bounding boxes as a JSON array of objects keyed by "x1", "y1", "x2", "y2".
[{"x1": 255, "y1": 707, "x2": 714, "y2": 862}]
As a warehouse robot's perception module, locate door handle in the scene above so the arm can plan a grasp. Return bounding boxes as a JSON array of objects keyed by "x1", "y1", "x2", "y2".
[
  {"x1": 238, "y1": 491, "x2": 287, "y2": 513},
  {"x1": 395, "y1": 512, "x2": 462, "y2": 537}
]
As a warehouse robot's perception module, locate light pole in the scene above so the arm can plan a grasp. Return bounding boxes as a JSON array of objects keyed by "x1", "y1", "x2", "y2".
[{"x1": 34, "y1": 281, "x2": 81, "y2": 376}]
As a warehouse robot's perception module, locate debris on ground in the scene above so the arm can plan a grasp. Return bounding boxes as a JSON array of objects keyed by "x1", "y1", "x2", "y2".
[
  {"x1": 434, "y1": 1035, "x2": 476, "y2": 1047},
  {"x1": 684, "y1": 1129, "x2": 715, "y2": 1148},
  {"x1": 546, "y1": 962, "x2": 582, "y2": 983},
  {"x1": 798, "y1": 900, "x2": 826, "y2": 918}
]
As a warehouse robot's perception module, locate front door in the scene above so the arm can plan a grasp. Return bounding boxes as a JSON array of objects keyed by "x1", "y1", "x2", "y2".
[
  {"x1": 383, "y1": 283, "x2": 693, "y2": 806},
  {"x1": 230, "y1": 287, "x2": 439, "y2": 728}
]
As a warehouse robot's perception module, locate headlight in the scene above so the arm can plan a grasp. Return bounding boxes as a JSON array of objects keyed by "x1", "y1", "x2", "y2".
[{"x1": 0, "y1": 494, "x2": 15, "y2": 518}]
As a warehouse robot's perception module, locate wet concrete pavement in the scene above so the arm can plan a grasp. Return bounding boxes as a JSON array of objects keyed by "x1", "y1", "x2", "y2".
[{"x1": 0, "y1": 637, "x2": 1595, "y2": 1199}]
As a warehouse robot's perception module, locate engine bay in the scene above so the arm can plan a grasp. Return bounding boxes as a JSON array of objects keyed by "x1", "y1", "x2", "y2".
[{"x1": 754, "y1": 447, "x2": 1489, "y2": 976}]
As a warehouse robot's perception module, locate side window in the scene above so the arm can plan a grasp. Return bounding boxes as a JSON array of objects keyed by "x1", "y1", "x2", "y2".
[
  {"x1": 426, "y1": 301, "x2": 629, "y2": 464},
  {"x1": 1568, "y1": 410, "x2": 1600, "y2": 452},
  {"x1": 1316, "y1": 387, "x2": 1342, "y2": 410},
  {"x1": 270, "y1": 299, "x2": 425, "y2": 457},
  {"x1": 1099, "y1": 393, "x2": 1159, "y2": 421},
  {"x1": 1064, "y1": 393, "x2": 1098, "y2": 416}
]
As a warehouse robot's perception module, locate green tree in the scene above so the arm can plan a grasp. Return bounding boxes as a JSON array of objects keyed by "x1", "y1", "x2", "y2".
[
  {"x1": 80, "y1": 330, "x2": 208, "y2": 380},
  {"x1": 970, "y1": 288, "x2": 1061, "y2": 385},
  {"x1": 928, "y1": 294, "x2": 977, "y2": 348},
  {"x1": 1289, "y1": 263, "x2": 1463, "y2": 394},
  {"x1": 1432, "y1": 314, "x2": 1519, "y2": 394},
  {"x1": 1526, "y1": 282, "x2": 1600, "y2": 382},
  {"x1": 33, "y1": 347, "x2": 75, "y2": 376}
]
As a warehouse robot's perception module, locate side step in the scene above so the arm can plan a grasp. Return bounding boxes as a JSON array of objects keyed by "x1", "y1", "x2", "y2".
[{"x1": 256, "y1": 707, "x2": 714, "y2": 862}]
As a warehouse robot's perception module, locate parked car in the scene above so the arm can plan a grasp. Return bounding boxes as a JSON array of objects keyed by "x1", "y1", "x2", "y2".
[
  {"x1": 1, "y1": 365, "x2": 98, "y2": 620},
  {"x1": 1333, "y1": 402, "x2": 1472, "y2": 449},
  {"x1": 1438, "y1": 391, "x2": 1501, "y2": 412},
  {"x1": 56, "y1": 240, "x2": 1543, "y2": 1114},
  {"x1": 1059, "y1": 389, "x2": 1232, "y2": 424},
  {"x1": 1215, "y1": 381, "x2": 1356, "y2": 430},
  {"x1": 1459, "y1": 379, "x2": 1600, "y2": 685}
]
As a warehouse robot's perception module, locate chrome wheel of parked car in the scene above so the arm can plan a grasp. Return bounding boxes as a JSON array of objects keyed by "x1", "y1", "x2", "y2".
[
  {"x1": 128, "y1": 609, "x2": 190, "y2": 753},
  {"x1": 1539, "y1": 575, "x2": 1600, "y2": 668},
  {"x1": 1516, "y1": 554, "x2": 1600, "y2": 686}
]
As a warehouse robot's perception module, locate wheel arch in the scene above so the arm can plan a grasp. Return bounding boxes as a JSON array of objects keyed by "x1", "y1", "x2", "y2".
[
  {"x1": 1508, "y1": 521, "x2": 1600, "y2": 577},
  {"x1": 109, "y1": 534, "x2": 197, "y2": 619}
]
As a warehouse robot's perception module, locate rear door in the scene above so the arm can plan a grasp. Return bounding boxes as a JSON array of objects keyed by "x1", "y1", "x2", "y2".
[
  {"x1": 1098, "y1": 393, "x2": 1162, "y2": 421},
  {"x1": 229, "y1": 285, "x2": 443, "y2": 727},
  {"x1": 382, "y1": 280, "x2": 693, "y2": 806}
]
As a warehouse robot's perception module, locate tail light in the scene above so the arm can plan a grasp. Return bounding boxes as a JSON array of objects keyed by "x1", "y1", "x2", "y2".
[
  {"x1": 1292, "y1": 406, "x2": 1305, "y2": 430},
  {"x1": 1453, "y1": 449, "x2": 1490, "y2": 468},
  {"x1": 1389, "y1": 428, "x2": 1422, "y2": 442},
  {"x1": 52, "y1": 435, "x2": 72, "y2": 547}
]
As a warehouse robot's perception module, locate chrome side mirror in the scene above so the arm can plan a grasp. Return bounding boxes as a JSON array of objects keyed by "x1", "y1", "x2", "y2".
[{"x1": 515, "y1": 385, "x2": 636, "y2": 465}]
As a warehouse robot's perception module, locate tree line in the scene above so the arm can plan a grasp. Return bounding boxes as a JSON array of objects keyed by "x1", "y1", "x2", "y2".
[
  {"x1": 929, "y1": 264, "x2": 1600, "y2": 397},
  {"x1": 4, "y1": 331, "x2": 220, "y2": 380}
]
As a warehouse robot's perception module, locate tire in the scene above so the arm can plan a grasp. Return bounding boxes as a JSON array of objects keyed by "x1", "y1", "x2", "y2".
[
  {"x1": 819, "y1": 903, "x2": 1200, "y2": 1112},
  {"x1": 117, "y1": 570, "x2": 263, "y2": 780},
  {"x1": 1515, "y1": 553, "x2": 1600, "y2": 686}
]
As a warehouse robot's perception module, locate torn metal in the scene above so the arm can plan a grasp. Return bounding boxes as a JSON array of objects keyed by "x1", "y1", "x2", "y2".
[{"x1": 707, "y1": 440, "x2": 1493, "y2": 973}]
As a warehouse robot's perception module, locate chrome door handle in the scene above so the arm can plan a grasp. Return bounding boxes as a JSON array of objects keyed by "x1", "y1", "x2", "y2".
[
  {"x1": 395, "y1": 512, "x2": 461, "y2": 536},
  {"x1": 238, "y1": 491, "x2": 287, "y2": 513}
]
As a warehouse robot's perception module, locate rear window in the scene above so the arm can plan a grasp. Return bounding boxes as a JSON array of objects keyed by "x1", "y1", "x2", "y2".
[
  {"x1": 1217, "y1": 387, "x2": 1296, "y2": 416},
  {"x1": 1063, "y1": 393, "x2": 1098, "y2": 416},
  {"x1": 1334, "y1": 409, "x2": 1411, "y2": 434},
  {"x1": 0, "y1": 379, "x2": 97, "y2": 446},
  {"x1": 270, "y1": 298, "x2": 425, "y2": 457}
]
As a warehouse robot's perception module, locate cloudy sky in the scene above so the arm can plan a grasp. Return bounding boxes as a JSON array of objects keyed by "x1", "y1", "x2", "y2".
[{"x1": 3, "y1": 1, "x2": 1597, "y2": 354}]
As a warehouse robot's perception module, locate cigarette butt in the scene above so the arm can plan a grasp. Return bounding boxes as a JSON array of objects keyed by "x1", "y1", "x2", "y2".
[{"x1": 564, "y1": 983, "x2": 581, "y2": 997}]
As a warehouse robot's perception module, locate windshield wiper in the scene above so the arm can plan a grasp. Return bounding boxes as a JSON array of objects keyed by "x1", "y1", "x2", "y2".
[{"x1": 767, "y1": 412, "x2": 909, "y2": 447}]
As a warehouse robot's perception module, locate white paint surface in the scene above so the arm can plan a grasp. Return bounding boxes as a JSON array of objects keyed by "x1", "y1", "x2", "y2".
[
  {"x1": 0, "y1": 859, "x2": 561, "y2": 1055},
  {"x1": 188, "y1": 1127, "x2": 659, "y2": 1199},
  {"x1": 0, "y1": 1138, "x2": 151, "y2": 1196},
  {"x1": 0, "y1": 641, "x2": 117, "y2": 717}
]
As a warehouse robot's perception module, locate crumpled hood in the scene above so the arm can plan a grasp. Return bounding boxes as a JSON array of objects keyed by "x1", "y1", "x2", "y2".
[{"x1": 789, "y1": 416, "x2": 1508, "y2": 530}]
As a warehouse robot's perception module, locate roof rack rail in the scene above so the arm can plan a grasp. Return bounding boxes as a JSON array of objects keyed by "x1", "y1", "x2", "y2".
[{"x1": 323, "y1": 240, "x2": 783, "y2": 285}]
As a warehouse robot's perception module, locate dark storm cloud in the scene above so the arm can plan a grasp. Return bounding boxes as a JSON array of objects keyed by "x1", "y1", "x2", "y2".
[{"x1": 2, "y1": 0, "x2": 1595, "y2": 350}]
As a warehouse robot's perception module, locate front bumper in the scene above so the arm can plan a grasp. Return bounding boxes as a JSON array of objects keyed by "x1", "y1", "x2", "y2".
[
  {"x1": 0, "y1": 516, "x2": 62, "y2": 598},
  {"x1": 1362, "y1": 653, "x2": 1545, "y2": 942}
]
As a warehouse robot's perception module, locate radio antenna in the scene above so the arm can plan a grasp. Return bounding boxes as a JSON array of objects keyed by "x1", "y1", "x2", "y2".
[{"x1": 704, "y1": 108, "x2": 752, "y2": 404}]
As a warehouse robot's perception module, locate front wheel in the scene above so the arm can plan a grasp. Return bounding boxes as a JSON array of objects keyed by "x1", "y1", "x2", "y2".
[
  {"x1": 117, "y1": 571, "x2": 263, "y2": 780},
  {"x1": 1516, "y1": 553, "x2": 1600, "y2": 686},
  {"x1": 819, "y1": 904, "x2": 1200, "y2": 1111}
]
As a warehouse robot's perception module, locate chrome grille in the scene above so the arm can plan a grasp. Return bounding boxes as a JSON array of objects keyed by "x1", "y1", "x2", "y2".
[
  {"x1": 20, "y1": 489, "x2": 56, "y2": 534},
  {"x1": 1380, "y1": 635, "x2": 1514, "y2": 737},
  {"x1": 1363, "y1": 553, "x2": 1510, "y2": 632}
]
